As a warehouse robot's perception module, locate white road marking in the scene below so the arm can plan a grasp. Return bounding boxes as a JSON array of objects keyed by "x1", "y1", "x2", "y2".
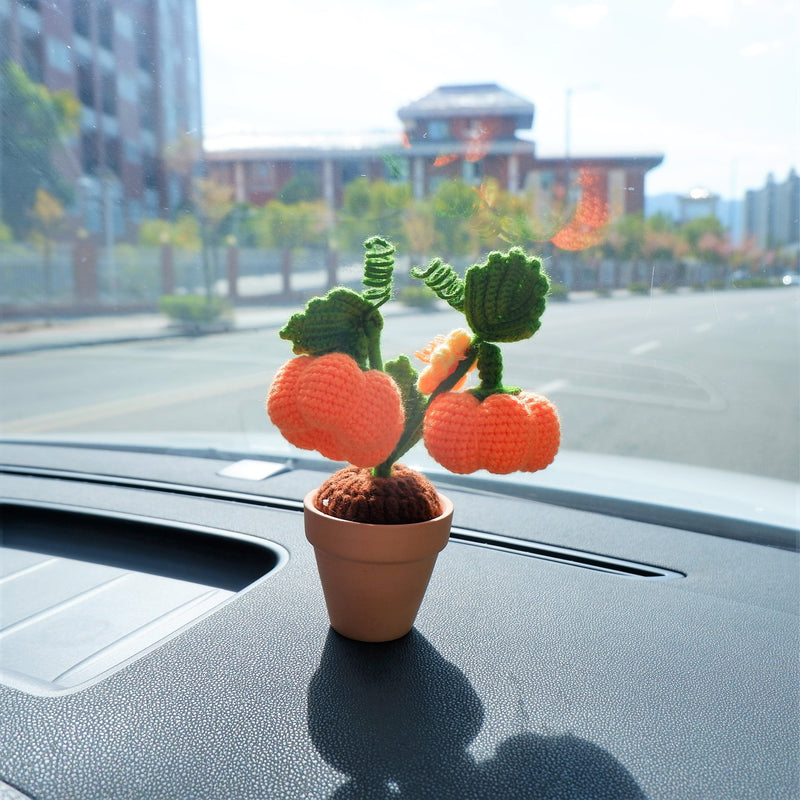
[
  {"x1": 693, "y1": 322, "x2": 713, "y2": 333},
  {"x1": 534, "y1": 379, "x2": 569, "y2": 395},
  {"x1": 629, "y1": 340, "x2": 661, "y2": 356}
]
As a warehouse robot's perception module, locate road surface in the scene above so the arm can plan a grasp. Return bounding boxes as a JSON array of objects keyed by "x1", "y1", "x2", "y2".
[{"x1": 1, "y1": 288, "x2": 798, "y2": 482}]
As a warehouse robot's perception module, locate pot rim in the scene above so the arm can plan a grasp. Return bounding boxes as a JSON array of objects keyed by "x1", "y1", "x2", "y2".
[{"x1": 303, "y1": 489, "x2": 454, "y2": 531}]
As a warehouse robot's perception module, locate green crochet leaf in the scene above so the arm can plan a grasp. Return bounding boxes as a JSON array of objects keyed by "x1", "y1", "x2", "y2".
[
  {"x1": 384, "y1": 355, "x2": 423, "y2": 419},
  {"x1": 380, "y1": 355, "x2": 426, "y2": 468},
  {"x1": 463, "y1": 248, "x2": 550, "y2": 342},
  {"x1": 279, "y1": 287, "x2": 383, "y2": 367}
]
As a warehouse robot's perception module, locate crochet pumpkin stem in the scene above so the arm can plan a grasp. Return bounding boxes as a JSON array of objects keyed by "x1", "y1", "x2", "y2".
[
  {"x1": 476, "y1": 341, "x2": 504, "y2": 393},
  {"x1": 469, "y1": 341, "x2": 522, "y2": 401}
]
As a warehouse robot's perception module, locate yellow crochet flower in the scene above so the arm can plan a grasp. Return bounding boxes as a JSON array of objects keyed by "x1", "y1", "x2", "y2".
[{"x1": 415, "y1": 329, "x2": 474, "y2": 395}]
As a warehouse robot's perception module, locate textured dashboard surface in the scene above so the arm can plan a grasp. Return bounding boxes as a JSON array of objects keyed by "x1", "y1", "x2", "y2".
[{"x1": 0, "y1": 445, "x2": 798, "y2": 799}]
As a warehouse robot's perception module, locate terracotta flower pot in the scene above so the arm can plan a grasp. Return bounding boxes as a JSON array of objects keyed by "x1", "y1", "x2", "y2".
[{"x1": 304, "y1": 490, "x2": 454, "y2": 642}]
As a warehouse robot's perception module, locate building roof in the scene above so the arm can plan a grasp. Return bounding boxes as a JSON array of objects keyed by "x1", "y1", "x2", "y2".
[
  {"x1": 204, "y1": 131, "x2": 405, "y2": 160},
  {"x1": 397, "y1": 84, "x2": 534, "y2": 128},
  {"x1": 533, "y1": 155, "x2": 664, "y2": 171}
]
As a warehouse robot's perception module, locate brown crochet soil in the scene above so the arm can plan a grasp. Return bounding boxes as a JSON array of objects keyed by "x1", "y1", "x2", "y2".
[{"x1": 313, "y1": 464, "x2": 443, "y2": 524}]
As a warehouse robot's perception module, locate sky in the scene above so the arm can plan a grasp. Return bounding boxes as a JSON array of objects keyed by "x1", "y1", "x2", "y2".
[{"x1": 196, "y1": 0, "x2": 798, "y2": 200}]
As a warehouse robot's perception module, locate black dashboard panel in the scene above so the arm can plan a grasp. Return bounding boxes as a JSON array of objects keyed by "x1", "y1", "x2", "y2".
[{"x1": 0, "y1": 442, "x2": 798, "y2": 799}]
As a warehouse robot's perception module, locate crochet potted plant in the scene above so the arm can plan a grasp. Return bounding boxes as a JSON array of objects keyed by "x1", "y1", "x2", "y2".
[{"x1": 267, "y1": 237, "x2": 560, "y2": 641}]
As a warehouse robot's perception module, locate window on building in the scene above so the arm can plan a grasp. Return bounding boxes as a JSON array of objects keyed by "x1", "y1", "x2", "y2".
[
  {"x1": 341, "y1": 160, "x2": 367, "y2": 184},
  {"x1": 462, "y1": 159, "x2": 483, "y2": 185},
  {"x1": 101, "y1": 72, "x2": 117, "y2": 116},
  {"x1": 143, "y1": 154, "x2": 159, "y2": 190},
  {"x1": 137, "y1": 30, "x2": 154, "y2": 72},
  {"x1": 140, "y1": 87, "x2": 156, "y2": 131},
  {"x1": 249, "y1": 162, "x2": 274, "y2": 191},
  {"x1": 21, "y1": 34, "x2": 43, "y2": 83},
  {"x1": 81, "y1": 129, "x2": 99, "y2": 175},
  {"x1": 77, "y1": 60, "x2": 94, "y2": 107},
  {"x1": 97, "y1": 1, "x2": 113, "y2": 51},
  {"x1": 428, "y1": 120, "x2": 449, "y2": 140},
  {"x1": 105, "y1": 136, "x2": 121, "y2": 176},
  {"x1": 73, "y1": 0, "x2": 91, "y2": 38}
]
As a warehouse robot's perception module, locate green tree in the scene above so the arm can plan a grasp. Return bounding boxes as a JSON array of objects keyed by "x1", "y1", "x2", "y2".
[
  {"x1": 279, "y1": 171, "x2": 321, "y2": 204},
  {"x1": 0, "y1": 62, "x2": 79, "y2": 237},
  {"x1": 403, "y1": 199, "x2": 436, "y2": 264},
  {"x1": 338, "y1": 178, "x2": 411, "y2": 251},
  {"x1": 162, "y1": 132, "x2": 202, "y2": 212},
  {"x1": 604, "y1": 213, "x2": 646, "y2": 261},
  {"x1": 431, "y1": 179, "x2": 479, "y2": 260},
  {"x1": 193, "y1": 177, "x2": 234, "y2": 298},
  {"x1": 29, "y1": 188, "x2": 65, "y2": 304},
  {"x1": 252, "y1": 200, "x2": 325, "y2": 296},
  {"x1": 138, "y1": 215, "x2": 200, "y2": 250},
  {"x1": 679, "y1": 215, "x2": 725, "y2": 255}
]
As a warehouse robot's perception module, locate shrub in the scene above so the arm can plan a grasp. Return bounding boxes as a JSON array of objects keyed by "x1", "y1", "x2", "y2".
[
  {"x1": 159, "y1": 294, "x2": 232, "y2": 327},
  {"x1": 549, "y1": 283, "x2": 569, "y2": 302},
  {"x1": 398, "y1": 285, "x2": 438, "y2": 309},
  {"x1": 732, "y1": 276, "x2": 774, "y2": 289},
  {"x1": 627, "y1": 282, "x2": 650, "y2": 295}
]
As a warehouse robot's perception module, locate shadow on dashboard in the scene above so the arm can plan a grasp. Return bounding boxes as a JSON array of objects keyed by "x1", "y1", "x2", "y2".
[{"x1": 307, "y1": 628, "x2": 646, "y2": 799}]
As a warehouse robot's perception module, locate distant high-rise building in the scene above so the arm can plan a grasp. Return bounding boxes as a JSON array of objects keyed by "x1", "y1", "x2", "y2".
[
  {"x1": 678, "y1": 188, "x2": 720, "y2": 224},
  {"x1": 744, "y1": 169, "x2": 799, "y2": 250},
  {"x1": 0, "y1": 0, "x2": 203, "y2": 237}
]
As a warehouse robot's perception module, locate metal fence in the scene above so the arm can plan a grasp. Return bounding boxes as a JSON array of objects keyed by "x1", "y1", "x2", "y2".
[{"x1": 0, "y1": 240, "x2": 743, "y2": 312}]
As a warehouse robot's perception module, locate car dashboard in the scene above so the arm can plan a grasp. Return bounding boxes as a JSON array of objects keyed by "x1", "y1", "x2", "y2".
[{"x1": 0, "y1": 440, "x2": 798, "y2": 799}]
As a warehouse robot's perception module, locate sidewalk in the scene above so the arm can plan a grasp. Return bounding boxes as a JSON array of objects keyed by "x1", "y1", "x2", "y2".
[
  {"x1": 0, "y1": 284, "x2": 627, "y2": 357},
  {"x1": 0, "y1": 299, "x2": 424, "y2": 357},
  {"x1": 0, "y1": 265, "x2": 368, "y2": 356},
  {"x1": 0, "y1": 304, "x2": 299, "y2": 356}
]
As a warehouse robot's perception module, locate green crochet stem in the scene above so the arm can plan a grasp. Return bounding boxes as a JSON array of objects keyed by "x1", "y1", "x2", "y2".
[
  {"x1": 362, "y1": 236, "x2": 396, "y2": 309},
  {"x1": 372, "y1": 340, "x2": 480, "y2": 478},
  {"x1": 470, "y1": 341, "x2": 520, "y2": 400}
]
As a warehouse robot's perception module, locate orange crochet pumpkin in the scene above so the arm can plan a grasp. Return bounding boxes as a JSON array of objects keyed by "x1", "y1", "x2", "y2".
[
  {"x1": 423, "y1": 390, "x2": 560, "y2": 474},
  {"x1": 267, "y1": 353, "x2": 405, "y2": 468}
]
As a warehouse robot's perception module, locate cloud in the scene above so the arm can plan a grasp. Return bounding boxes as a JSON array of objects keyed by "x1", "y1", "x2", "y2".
[
  {"x1": 668, "y1": 0, "x2": 732, "y2": 26},
  {"x1": 741, "y1": 39, "x2": 784, "y2": 57},
  {"x1": 551, "y1": 3, "x2": 609, "y2": 28}
]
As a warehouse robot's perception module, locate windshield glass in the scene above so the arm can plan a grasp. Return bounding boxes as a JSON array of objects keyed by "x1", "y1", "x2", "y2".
[{"x1": 0, "y1": 0, "x2": 797, "y2": 486}]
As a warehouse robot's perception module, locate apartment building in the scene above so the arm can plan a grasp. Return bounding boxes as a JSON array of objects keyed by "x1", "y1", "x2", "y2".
[
  {"x1": 0, "y1": 0, "x2": 202, "y2": 236},
  {"x1": 744, "y1": 169, "x2": 800, "y2": 251}
]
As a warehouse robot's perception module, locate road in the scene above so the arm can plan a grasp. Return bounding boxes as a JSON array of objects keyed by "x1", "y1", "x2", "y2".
[{"x1": 1, "y1": 288, "x2": 798, "y2": 481}]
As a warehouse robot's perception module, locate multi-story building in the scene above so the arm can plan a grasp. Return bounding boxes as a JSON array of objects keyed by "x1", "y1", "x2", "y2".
[
  {"x1": 744, "y1": 169, "x2": 799, "y2": 251},
  {"x1": 0, "y1": 0, "x2": 202, "y2": 237},
  {"x1": 206, "y1": 83, "x2": 663, "y2": 227},
  {"x1": 677, "y1": 188, "x2": 720, "y2": 225}
]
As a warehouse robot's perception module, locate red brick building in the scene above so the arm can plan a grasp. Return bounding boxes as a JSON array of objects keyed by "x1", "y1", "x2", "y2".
[{"x1": 205, "y1": 83, "x2": 662, "y2": 223}]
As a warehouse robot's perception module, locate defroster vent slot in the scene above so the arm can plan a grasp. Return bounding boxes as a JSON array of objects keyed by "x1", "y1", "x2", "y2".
[{"x1": 451, "y1": 529, "x2": 683, "y2": 579}]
